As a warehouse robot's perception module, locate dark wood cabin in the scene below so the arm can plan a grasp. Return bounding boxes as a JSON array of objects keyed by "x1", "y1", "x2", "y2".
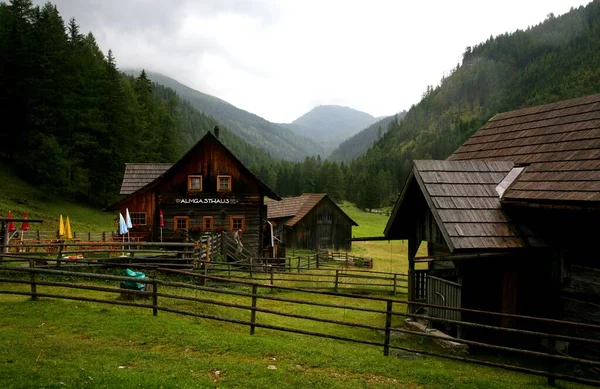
[
  {"x1": 110, "y1": 129, "x2": 281, "y2": 256},
  {"x1": 267, "y1": 193, "x2": 358, "y2": 251},
  {"x1": 385, "y1": 94, "x2": 600, "y2": 358}
]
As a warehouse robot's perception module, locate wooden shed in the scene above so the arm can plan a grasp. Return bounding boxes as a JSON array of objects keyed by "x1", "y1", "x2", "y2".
[
  {"x1": 267, "y1": 193, "x2": 358, "y2": 251},
  {"x1": 110, "y1": 129, "x2": 281, "y2": 257},
  {"x1": 385, "y1": 94, "x2": 600, "y2": 355}
]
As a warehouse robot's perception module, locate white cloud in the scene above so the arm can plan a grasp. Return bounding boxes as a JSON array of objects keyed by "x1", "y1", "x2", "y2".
[{"x1": 40, "y1": 0, "x2": 591, "y2": 122}]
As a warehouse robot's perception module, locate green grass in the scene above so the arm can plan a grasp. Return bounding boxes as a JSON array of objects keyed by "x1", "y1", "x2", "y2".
[
  {"x1": 0, "y1": 282, "x2": 589, "y2": 389},
  {"x1": 0, "y1": 164, "x2": 114, "y2": 233},
  {"x1": 338, "y1": 202, "x2": 427, "y2": 274},
  {"x1": 0, "y1": 173, "x2": 567, "y2": 387},
  {"x1": 339, "y1": 201, "x2": 390, "y2": 239}
]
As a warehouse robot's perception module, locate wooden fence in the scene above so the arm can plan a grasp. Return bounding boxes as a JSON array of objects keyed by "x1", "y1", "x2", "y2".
[
  {"x1": 194, "y1": 259, "x2": 407, "y2": 295},
  {"x1": 1, "y1": 265, "x2": 600, "y2": 387},
  {"x1": 0, "y1": 244, "x2": 407, "y2": 296}
]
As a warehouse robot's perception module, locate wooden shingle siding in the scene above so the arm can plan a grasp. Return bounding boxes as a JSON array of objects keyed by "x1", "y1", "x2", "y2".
[
  {"x1": 449, "y1": 94, "x2": 600, "y2": 204},
  {"x1": 120, "y1": 163, "x2": 172, "y2": 195},
  {"x1": 387, "y1": 160, "x2": 545, "y2": 250}
]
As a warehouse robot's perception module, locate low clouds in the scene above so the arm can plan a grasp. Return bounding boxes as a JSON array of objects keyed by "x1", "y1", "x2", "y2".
[{"x1": 37, "y1": 0, "x2": 589, "y2": 122}]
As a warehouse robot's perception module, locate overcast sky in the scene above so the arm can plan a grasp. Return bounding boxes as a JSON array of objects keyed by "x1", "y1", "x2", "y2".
[{"x1": 36, "y1": 0, "x2": 590, "y2": 123}]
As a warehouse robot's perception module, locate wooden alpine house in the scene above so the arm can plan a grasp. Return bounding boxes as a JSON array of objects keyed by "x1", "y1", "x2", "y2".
[
  {"x1": 385, "y1": 94, "x2": 600, "y2": 357},
  {"x1": 110, "y1": 128, "x2": 281, "y2": 257},
  {"x1": 267, "y1": 193, "x2": 358, "y2": 251}
]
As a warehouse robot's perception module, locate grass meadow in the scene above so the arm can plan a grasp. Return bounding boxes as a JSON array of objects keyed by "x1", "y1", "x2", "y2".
[{"x1": 0, "y1": 174, "x2": 589, "y2": 388}]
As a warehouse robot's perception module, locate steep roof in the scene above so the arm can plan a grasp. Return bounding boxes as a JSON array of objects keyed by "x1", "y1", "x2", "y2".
[
  {"x1": 267, "y1": 193, "x2": 358, "y2": 227},
  {"x1": 449, "y1": 94, "x2": 600, "y2": 203},
  {"x1": 120, "y1": 163, "x2": 172, "y2": 195},
  {"x1": 385, "y1": 160, "x2": 545, "y2": 251},
  {"x1": 111, "y1": 131, "x2": 280, "y2": 209}
]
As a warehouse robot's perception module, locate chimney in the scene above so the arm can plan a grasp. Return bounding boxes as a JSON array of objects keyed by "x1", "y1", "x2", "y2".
[{"x1": 214, "y1": 126, "x2": 220, "y2": 139}]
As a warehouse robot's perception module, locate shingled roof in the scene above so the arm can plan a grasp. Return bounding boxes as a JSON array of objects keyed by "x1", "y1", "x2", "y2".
[
  {"x1": 385, "y1": 160, "x2": 545, "y2": 251},
  {"x1": 449, "y1": 94, "x2": 600, "y2": 203},
  {"x1": 267, "y1": 193, "x2": 358, "y2": 227},
  {"x1": 119, "y1": 163, "x2": 172, "y2": 195}
]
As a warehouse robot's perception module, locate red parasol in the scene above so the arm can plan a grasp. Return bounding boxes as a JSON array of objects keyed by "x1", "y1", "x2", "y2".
[
  {"x1": 7, "y1": 210, "x2": 15, "y2": 233},
  {"x1": 159, "y1": 209, "x2": 164, "y2": 242},
  {"x1": 21, "y1": 211, "x2": 29, "y2": 231}
]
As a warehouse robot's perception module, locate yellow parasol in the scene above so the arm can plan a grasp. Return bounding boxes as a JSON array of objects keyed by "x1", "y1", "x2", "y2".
[
  {"x1": 65, "y1": 216, "x2": 73, "y2": 239},
  {"x1": 59, "y1": 215, "x2": 65, "y2": 237}
]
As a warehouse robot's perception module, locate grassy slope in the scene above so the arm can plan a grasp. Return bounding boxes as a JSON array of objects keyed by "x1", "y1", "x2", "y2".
[
  {"x1": 0, "y1": 288, "x2": 586, "y2": 389},
  {"x1": 0, "y1": 165, "x2": 114, "y2": 233},
  {"x1": 0, "y1": 184, "x2": 589, "y2": 388},
  {"x1": 340, "y1": 202, "x2": 427, "y2": 273}
]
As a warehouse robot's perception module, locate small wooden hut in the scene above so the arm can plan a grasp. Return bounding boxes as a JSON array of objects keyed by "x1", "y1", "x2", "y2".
[
  {"x1": 385, "y1": 94, "x2": 600, "y2": 356},
  {"x1": 267, "y1": 193, "x2": 357, "y2": 251}
]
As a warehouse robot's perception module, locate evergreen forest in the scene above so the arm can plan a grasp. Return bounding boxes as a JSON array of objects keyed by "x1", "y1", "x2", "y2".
[{"x1": 2, "y1": 0, "x2": 600, "y2": 210}]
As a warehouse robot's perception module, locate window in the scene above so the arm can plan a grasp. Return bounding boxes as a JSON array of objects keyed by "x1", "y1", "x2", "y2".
[
  {"x1": 130, "y1": 212, "x2": 146, "y2": 225},
  {"x1": 229, "y1": 216, "x2": 245, "y2": 231},
  {"x1": 187, "y1": 175, "x2": 202, "y2": 191},
  {"x1": 317, "y1": 212, "x2": 332, "y2": 223},
  {"x1": 202, "y1": 216, "x2": 214, "y2": 231},
  {"x1": 217, "y1": 175, "x2": 232, "y2": 192},
  {"x1": 174, "y1": 216, "x2": 189, "y2": 231}
]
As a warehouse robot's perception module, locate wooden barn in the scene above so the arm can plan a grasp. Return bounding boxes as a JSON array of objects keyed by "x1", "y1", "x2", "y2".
[
  {"x1": 385, "y1": 94, "x2": 600, "y2": 355},
  {"x1": 110, "y1": 129, "x2": 281, "y2": 257},
  {"x1": 267, "y1": 193, "x2": 357, "y2": 251}
]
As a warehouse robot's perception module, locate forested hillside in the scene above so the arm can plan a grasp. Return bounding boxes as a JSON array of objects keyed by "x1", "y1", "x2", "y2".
[
  {"x1": 128, "y1": 70, "x2": 326, "y2": 161},
  {"x1": 329, "y1": 111, "x2": 407, "y2": 162},
  {"x1": 341, "y1": 2, "x2": 600, "y2": 209},
  {"x1": 3, "y1": 0, "x2": 600, "y2": 215},
  {"x1": 0, "y1": 0, "x2": 273, "y2": 206}
]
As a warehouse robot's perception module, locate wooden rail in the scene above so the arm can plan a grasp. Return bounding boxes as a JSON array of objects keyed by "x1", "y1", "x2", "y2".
[{"x1": 1, "y1": 265, "x2": 599, "y2": 386}]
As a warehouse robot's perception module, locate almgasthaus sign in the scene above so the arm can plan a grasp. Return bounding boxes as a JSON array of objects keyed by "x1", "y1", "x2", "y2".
[{"x1": 175, "y1": 198, "x2": 240, "y2": 205}]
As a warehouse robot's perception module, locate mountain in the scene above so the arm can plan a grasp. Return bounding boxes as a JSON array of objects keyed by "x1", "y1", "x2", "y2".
[
  {"x1": 345, "y1": 1, "x2": 600, "y2": 209},
  {"x1": 125, "y1": 70, "x2": 325, "y2": 161},
  {"x1": 280, "y1": 105, "x2": 377, "y2": 153},
  {"x1": 150, "y1": 82, "x2": 274, "y2": 170},
  {"x1": 328, "y1": 110, "x2": 407, "y2": 162}
]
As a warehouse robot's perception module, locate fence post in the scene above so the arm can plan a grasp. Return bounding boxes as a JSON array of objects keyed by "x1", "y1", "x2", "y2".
[
  {"x1": 316, "y1": 253, "x2": 320, "y2": 268},
  {"x1": 152, "y1": 280, "x2": 158, "y2": 316},
  {"x1": 308, "y1": 255, "x2": 311, "y2": 270},
  {"x1": 29, "y1": 260, "x2": 37, "y2": 301},
  {"x1": 56, "y1": 243, "x2": 64, "y2": 266},
  {"x1": 37, "y1": 230, "x2": 41, "y2": 241},
  {"x1": 384, "y1": 300, "x2": 393, "y2": 356},
  {"x1": 102, "y1": 232, "x2": 106, "y2": 242},
  {"x1": 393, "y1": 274, "x2": 397, "y2": 297},
  {"x1": 334, "y1": 269, "x2": 339, "y2": 292},
  {"x1": 297, "y1": 256, "x2": 300, "y2": 273},
  {"x1": 250, "y1": 284, "x2": 258, "y2": 335},
  {"x1": 270, "y1": 266, "x2": 274, "y2": 286},
  {"x1": 547, "y1": 338, "x2": 557, "y2": 386},
  {"x1": 88, "y1": 231, "x2": 91, "y2": 241}
]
